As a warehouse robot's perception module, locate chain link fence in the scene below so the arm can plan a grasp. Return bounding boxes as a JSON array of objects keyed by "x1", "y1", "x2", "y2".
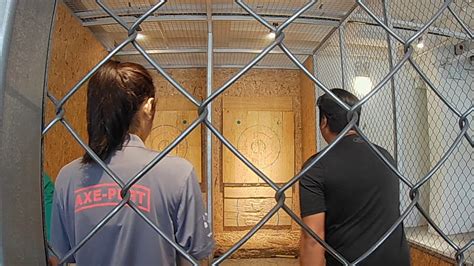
[{"x1": 36, "y1": 0, "x2": 473, "y2": 265}]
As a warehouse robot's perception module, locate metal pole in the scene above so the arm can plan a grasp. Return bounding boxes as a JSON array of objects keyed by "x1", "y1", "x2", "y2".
[
  {"x1": 382, "y1": 0, "x2": 399, "y2": 163},
  {"x1": 205, "y1": 1, "x2": 213, "y2": 264},
  {"x1": 0, "y1": 0, "x2": 57, "y2": 265},
  {"x1": 312, "y1": 54, "x2": 323, "y2": 152},
  {"x1": 206, "y1": 31, "x2": 213, "y2": 243},
  {"x1": 338, "y1": 25, "x2": 348, "y2": 90}
]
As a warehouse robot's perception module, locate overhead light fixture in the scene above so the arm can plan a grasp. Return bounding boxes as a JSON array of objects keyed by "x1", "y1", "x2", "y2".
[
  {"x1": 353, "y1": 76, "x2": 373, "y2": 97},
  {"x1": 267, "y1": 32, "x2": 276, "y2": 40},
  {"x1": 353, "y1": 60, "x2": 372, "y2": 97},
  {"x1": 416, "y1": 37, "x2": 424, "y2": 49},
  {"x1": 267, "y1": 22, "x2": 278, "y2": 40},
  {"x1": 136, "y1": 33, "x2": 146, "y2": 41}
]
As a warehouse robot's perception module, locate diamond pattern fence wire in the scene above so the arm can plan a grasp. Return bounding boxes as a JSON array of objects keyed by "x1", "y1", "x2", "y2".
[{"x1": 43, "y1": 0, "x2": 473, "y2": 265}]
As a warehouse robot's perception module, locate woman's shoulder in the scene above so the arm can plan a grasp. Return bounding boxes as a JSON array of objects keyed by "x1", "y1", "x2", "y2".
[
  {"x1": 137, "y1": 148, "x2": 194, "y2": 179},
  {"x1": 54, "y1": 158, "x2": 84, "y2": 189}
]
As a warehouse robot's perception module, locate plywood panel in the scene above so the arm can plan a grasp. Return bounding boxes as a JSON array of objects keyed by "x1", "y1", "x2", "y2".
[
  {"x1": 224, "y1": 198, "x2": 293, "y2": 227},
  {"x1": 156, "y1": 97, "x2": 197, "y2": 111},
  {"x1": 145, "y1": 108, "x2": 202, "y2": 182},
  {"x1": 223, "y1": 96, "x2": 293, "y2": 111},
  {"x1": 223, "y1": 186, "x2": 293, "y2": 228},
  {"x1": 44, "y1": 2, "x2": 108, "y2": 181},
  {"x1": 223, "y1": 109, "x2": 294, "y2": 184},
  {"x1": 410, "y1": 244, "x2": 455, "y2": 266},
  {"x1": 224, "y1": 187, "x2": 292, "y2": 198},
  {"x1": 300, "y1": 57, "x2": 317, "y2": 161}
]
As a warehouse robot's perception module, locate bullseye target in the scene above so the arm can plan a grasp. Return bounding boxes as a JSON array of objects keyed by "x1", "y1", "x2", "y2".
[
  {"x1": 145, "y1": 102, "x2": 202, "y2": 182},
  {"x1": 237, "y1": 125, "x2": 281, "y2": 169},
  {"x1": 149, "y1": 125, "x2": 189, "y2": 158},
  {"x1": 223, "y1": 98, "x2": 294, "y2": 184}
]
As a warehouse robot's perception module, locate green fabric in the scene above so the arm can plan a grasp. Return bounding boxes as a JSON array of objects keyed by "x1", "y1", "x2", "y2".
[{"x1": 43, "y1": 173, "x2": 54, "y2": 240}]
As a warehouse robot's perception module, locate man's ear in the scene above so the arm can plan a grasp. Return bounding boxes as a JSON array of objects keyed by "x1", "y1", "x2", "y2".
[
  {"x1": 320, "y1": 115, "x2": 328, "y2": 130},
  {"x1": 143, "y1": 97, "x2": 155, "y2": 119}
]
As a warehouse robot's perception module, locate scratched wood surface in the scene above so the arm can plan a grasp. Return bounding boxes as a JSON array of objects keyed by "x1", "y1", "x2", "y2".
[{"x1": 145, "y1": 97, "x2": 202, "y2": 182}]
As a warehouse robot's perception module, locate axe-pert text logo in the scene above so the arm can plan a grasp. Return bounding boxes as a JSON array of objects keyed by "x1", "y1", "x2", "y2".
[{"x1": 74, "y1": 183, "x2": 151, "y2": 213}]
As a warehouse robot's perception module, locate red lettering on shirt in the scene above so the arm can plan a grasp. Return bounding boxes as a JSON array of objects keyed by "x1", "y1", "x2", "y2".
[
  {"x1": 136, "y1": 191, "x2": 145, "y2": 205},
  {"x1": 74, "y1": 183, "x2": 151, "y2": 213},
  {"x1": 93, "y1": 189, "x2": 102, "y2": 202},
  {"x1": 75, "y1": 194, "x2": 83, "y2": 207},
  {"x1": 83, "y1": 191, "x2": 92, "y2": 204},
  {"x1": 107, "y1": 188, "x2": 116, "y2": 200}
]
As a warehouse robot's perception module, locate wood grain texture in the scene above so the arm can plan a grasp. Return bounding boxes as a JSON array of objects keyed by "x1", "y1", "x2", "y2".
[
  {"x1": 212, "y1": 69, "x2": 304, "y2": 254},
  {"x1": 145, "y1": 108, "x2": 202, "y2": 182},
  {"x1": 44, "y1": 2, "x2": 107, "y2": 181},
  {"x1": 300, "y1": 57, "x2": 317, "y2": 162},
  {"x1": 409, "y1": 244, "x2": 455, "y2": 266},
  {"x1": 222, "y1": 100, "x2": 294, "y2": 184}
]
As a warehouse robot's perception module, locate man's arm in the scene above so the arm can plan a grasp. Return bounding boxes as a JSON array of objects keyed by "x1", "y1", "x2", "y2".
[
  {"x1": 299, "y1": 157, "x2": 326, "y2": 266},
  {"x1": 300, "y1": 213, "x2": 325, "y2": 266}
]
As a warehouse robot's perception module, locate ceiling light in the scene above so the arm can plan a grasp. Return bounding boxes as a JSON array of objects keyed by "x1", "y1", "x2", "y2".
[
  {"x1": 416, "y1": 37, "x2": 424, "y2": 49},
  {"x1": 267, "y1": 32, "x2": 276, "y2": 40},
  {"x1": 136, "y1": 33, "x2": 146, "y2": 41},
  {"x1": 266, "y1": 22, "x2": 278, "y2": 40},
  {"x1": 353, "y1": 76, "x2": 373, "y2": 97},
  {"x1": 353, "y1": 60, "x2": 372, "y2": 97}
]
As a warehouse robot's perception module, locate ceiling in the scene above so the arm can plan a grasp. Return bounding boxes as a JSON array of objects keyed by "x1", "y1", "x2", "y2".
[{"x1": 63, "y1": 0, "x2": 473, "y2": 69}]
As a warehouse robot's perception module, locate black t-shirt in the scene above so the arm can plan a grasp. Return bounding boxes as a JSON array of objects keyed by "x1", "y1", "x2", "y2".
[{"x1": 300, "y1": 135, "x2": 410, "y2": 266}]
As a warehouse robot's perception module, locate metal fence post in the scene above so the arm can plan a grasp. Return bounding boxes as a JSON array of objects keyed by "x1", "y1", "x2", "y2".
[
  {"x1": 338, "y1": 25, "x2": 348, "y2": 91},
  {"x1": 0, "y1": 0, "x2": 57, "y2": 265},
  {"x1": 382, "y1": 0, "x2": 399, "y2": 164}
]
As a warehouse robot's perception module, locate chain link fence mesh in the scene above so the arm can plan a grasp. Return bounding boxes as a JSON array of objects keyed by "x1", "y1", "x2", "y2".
[{"x1": 42, "y1": 0, "x2": 473, "y2": 265}]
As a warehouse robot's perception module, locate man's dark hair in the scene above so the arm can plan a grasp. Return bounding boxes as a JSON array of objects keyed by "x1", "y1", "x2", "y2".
[
  {"x1": 317, "y1": 88, "x2": 361, "y2": 134},
  {"x1": 82, "y1": 60, "x2": 155, "y2": 164}
]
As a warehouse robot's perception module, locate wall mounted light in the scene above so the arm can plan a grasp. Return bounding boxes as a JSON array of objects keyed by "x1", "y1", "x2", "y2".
[
  {"x1": 267, "y1": 22, "x2": 279, "y2": 40},
  {"x1": 267, "y1": 32, "x2": 276, "y2": 40},
  {"x1": 136, "y1": 33, "x2": 146, "y2": 41},
  {"x1": 353, "y1": 60, "x2": 372, "y2": 97},
  {"x1": 416, "y1": 36, "x2": 424, "y2": 49}
]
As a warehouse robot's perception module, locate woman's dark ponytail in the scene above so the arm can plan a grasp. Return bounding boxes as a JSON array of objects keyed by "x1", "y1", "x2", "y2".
[{"x1": 82, "y1": 61, "x2": 155, "y2": 164}]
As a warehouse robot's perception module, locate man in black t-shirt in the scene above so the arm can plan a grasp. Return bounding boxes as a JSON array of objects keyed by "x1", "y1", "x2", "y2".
[{"x1": 299, "y1": 89, "x2": 410, "y2": 266}]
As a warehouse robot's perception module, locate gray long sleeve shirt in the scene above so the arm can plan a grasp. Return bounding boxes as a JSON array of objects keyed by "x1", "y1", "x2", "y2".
[{"x1": 51, "y1": 134, "x2": 214, "y2": 266}]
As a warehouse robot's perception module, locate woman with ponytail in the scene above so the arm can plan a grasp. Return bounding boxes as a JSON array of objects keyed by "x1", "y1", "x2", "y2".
[{"x1": 50, "y1": 61, "x2": 214, "y2": 266}]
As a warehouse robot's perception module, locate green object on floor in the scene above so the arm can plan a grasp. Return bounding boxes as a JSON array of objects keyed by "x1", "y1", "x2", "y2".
[{"x1": 43, "y1": 173, "x2": 54, "y2": 240}]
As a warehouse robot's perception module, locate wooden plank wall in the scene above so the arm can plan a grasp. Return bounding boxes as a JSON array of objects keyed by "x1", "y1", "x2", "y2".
[
  {"x1": 212, "y1": 69, "x2": 303, "y2": 257},
  {"x1": 44, "y1": 2, "x2": 107, "y2": 180},
  {"x1": 300, "y1": 57, "x2": 317, "y2": 162},
  {"x1": 222, "y1": 97, "x2": 295, "y2": 228}
]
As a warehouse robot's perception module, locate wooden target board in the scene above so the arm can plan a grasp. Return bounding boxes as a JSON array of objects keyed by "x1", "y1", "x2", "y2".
[
  {"x1": 222, "y1": 97, "x2": 294, "y2": 228},
  {"x1": 145, "y1": 97, "x2": 202, "y2": 182},
  {"x1": 223, "y1": 101, "x2": 294, "y2": 184}
]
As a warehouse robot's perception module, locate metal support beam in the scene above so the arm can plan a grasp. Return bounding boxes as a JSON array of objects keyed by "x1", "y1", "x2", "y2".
[
  {"x1": 116, "y1": 47, "x2": 315, "y2": 56},
  {"x1": 382, "y1": 0, "x2": 399, "y2": 163},
  {"x1": 338, "y1": 25, "x2": 348, "y2": 90},
  {"x1": 350, "y1": 13, "x2": 471, "y2": 41},
  {"x1": 0, "y1": 0, "x2": 57, "y2": 264},
  {"x1": 81, "y1": 13, "x2": 340, "y2": 27},
  {"x1": 141, "y1": 64, "x2": 300, "y2": 70},
  {"x1": 205, "y1": 1, "x2": 213, "y2": 265}
]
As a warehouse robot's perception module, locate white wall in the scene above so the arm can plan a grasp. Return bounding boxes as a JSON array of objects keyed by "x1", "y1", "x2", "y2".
[
  {"x1": 420, "y1": 41, "x2": 473, "y2": 235},
  {"x1": 392, "y1": 59, "x2": 431, "y2": 227},
  {"x1": 313, "y1": 28, "x2": 474, "y2": 232}
]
